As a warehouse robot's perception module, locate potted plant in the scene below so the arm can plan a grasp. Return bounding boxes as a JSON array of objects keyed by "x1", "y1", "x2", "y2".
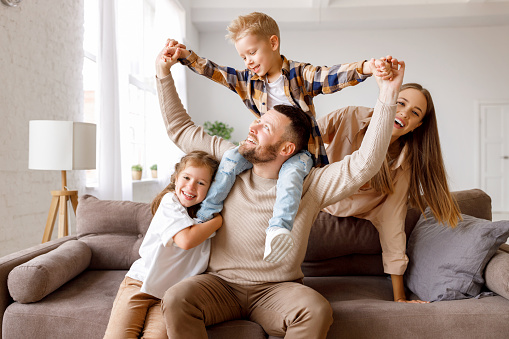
[
  {"x1": 131, "y1": 164, "x2": 142, "y2": 180},
  {"x1": 150, "y1": 164, "x2": 157, "y2": 178},
  {"x1": 203, "y1": 121, "x2": 234, "y2": 141}
]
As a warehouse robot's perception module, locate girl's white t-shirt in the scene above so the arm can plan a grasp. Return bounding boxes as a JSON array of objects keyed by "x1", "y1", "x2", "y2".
[
  {"x1": 127, "y1": 193, "x2": 214, "y2": 299},
  {"x1": 265, "y1": 74, "x2": 292, "y2": 109}
]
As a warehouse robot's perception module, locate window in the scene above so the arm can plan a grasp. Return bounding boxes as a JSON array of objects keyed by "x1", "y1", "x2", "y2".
[
  {"x1": 82, "y1": 0, "x2": 185, "y2": 190},
  {"x1": 119, "y1": 0, "x2": 159, "y2": 179}
]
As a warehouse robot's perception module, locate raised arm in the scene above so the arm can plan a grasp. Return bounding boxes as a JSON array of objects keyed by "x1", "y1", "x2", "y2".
[
  {"x1": 165, "y1": 41, "x2": 253, "y2": 101},
  {"x1": 156, "y1": 41, "x2": 234, "y2": 160},
  {"x1": 308, "y1": 59, "x2": 405, "y2": 207}
]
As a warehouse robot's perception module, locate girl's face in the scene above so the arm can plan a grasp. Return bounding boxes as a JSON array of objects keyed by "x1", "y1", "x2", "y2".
[
  {"x1": 391, "y1": 88, "x2": 427, "y2": 143},
  {"x1": 174, "y1": 165, "x2": 213, "y2": 208}
]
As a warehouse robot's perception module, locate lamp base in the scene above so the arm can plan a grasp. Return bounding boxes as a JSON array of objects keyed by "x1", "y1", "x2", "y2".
[{"x1": 42, "y1": 189, "x2": 78, "y2": 243}]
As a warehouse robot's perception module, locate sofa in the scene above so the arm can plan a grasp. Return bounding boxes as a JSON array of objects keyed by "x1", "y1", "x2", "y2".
[{"x1": 1, "y1": 188, "x2": 509, "y2": 339}]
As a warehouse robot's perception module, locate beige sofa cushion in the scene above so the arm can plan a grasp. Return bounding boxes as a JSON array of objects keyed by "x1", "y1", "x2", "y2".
[
  {"x1": 7, "y1": 240, "x2": 91, "y2": 303},
  {"x1": 485, "y1": 250, "x2": 509, "y2": 300},
  {"x1": 76, "y1": 195, "x2": 152, "y2": 270}
]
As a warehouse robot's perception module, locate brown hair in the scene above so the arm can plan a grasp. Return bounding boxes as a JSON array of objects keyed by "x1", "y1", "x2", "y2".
[
  {"x1": 226, "y1": 12, "x2": 280, "y2": 44},
  {"x1": 369, "y1": 83, "x2": 461, "y2": 227},
  {"x1": 273, "y1": 104, "x2": 312, "y2": 154},
  {"x1": 150, "y1": 151, "x2": 219, "y2": 217}
]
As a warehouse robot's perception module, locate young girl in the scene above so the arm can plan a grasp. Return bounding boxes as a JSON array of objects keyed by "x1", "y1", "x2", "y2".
[
  {"x1": 317, "y1": 83, "x2": 462, "y2": 303},
  {"x1": 103, "y1": 151, "x2": 221, "y2": 339}
]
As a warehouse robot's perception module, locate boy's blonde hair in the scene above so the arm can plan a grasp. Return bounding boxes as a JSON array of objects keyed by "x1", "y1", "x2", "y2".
[{"x1": 226, "y1": 12, "x2": 280, "y2": 43}]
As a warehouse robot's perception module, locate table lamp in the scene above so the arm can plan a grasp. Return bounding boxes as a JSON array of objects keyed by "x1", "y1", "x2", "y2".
[{"x1": 29, "y1": 121, "x2": 96, "y2": 243}]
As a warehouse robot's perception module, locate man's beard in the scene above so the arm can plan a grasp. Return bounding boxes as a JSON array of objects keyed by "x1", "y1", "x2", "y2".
[{"x1": 239, "y1": 140, "x2": 282, "y2": 164}]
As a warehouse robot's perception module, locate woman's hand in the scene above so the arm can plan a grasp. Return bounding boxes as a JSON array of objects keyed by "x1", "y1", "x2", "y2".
[{"x1": 396, "y1": 298, "x2": 430, "y2": 304}]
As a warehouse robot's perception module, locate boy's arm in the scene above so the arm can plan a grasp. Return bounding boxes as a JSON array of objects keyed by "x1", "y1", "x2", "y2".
[
  {"x1": 298, "y1": 55, "x2": 396, "y2": 97},
  {"x1": 173, "y1": 215, "x2": 223, "y2": 250},
  {"x1": 178, "y1": 50, "x2": 251, "y2": 101}
]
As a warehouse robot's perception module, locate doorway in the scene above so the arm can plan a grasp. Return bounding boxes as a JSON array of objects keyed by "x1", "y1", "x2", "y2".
[{"x1": 477, "y1": 100, "x2": 509, "y2": 217}]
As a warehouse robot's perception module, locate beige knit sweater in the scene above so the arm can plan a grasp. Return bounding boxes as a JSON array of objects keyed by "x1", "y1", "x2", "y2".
[{"x1": 157, "y1": 73, "x2": 396, "y2": 285}]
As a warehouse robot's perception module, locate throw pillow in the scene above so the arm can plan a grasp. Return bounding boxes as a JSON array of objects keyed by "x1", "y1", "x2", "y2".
[
  {"x1": 7, "y1": 240, "x2": 91, "y2": 303},
  {"x1": 405, "y1": 208, "x2": 509, "y2": 302}
]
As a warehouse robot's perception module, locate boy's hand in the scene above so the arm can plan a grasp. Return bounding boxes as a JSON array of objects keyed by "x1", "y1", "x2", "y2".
[
  {"x1": 165, "y1": 39, "x2": 191, "y2": 59},
  {"x1": 155, "y1": 39, "x2": 183, "y2": 78},
  {"x1": 373, "y1": 58, "x2": 392, "y2": 80},
  {"x1": 370, "y1": 58, "x2": 405, "y2": 103}
]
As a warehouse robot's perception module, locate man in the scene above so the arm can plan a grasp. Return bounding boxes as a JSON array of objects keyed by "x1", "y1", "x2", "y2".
[{"x1": 156, "y1": 42, "x2": 405, "y2": 338}]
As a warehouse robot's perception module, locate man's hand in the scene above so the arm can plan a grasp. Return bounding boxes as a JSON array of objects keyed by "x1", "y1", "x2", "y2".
[
  {"x1": 155, "y1": 39, "x2": 183, "y2": 78},
  {"x1": 367, "y1": 57, "x2": 405, "y2": 104}
]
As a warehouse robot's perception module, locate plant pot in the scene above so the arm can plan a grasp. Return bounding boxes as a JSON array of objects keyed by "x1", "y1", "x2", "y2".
[
  {"x1": 132, "y1": 170, "x2": 142, "y2": 180},
  {"x1": 151, "y1": 170, "x2": 157, "y2": 178}
]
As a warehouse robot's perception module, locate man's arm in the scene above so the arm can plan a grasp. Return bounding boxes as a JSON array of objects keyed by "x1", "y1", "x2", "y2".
[
  {"x1": 307, "y1": 60, "x2": 404, "y2": 207},
  {"x1": 156, "y1": 41, "x2": 234, "y2": 160}
]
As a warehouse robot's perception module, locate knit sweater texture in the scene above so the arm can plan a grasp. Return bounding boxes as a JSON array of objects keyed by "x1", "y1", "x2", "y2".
[{"x1": 157, "y1": 73, "x2": 396, "y2": 285}]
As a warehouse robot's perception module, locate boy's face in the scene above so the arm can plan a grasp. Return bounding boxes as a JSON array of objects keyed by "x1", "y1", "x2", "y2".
[{"x1": 235, "y1": 34, "x2": 279, "y2": 78}]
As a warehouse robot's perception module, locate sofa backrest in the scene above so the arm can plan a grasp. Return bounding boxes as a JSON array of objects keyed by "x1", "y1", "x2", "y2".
[
  {"x1": 76, "y1": 195, "x2": 152, "y2": 269},
  {"x1": 75, "y1": 189, "x2": 492, "y2": 273},
  {"x1": 302, "y1": 189, "x2": 493, "y2": 277}
]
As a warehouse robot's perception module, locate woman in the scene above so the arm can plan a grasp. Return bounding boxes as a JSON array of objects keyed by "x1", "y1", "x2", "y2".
[{"x1": 317, "y1": 83, "x2": 461, "y2": 303}]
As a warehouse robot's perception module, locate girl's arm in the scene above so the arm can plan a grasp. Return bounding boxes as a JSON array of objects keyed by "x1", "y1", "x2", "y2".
[{"x1": 172, "y1": 214, "x2": 223, "y2": 250}]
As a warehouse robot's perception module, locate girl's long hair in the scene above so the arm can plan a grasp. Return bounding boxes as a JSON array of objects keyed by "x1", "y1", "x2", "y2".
[
  {"x1": 150, "y1": 151, "x2": 219, "y2": 218},
  {"x1": 369, "y1": 83, "x2": 461, "y2": 227}
]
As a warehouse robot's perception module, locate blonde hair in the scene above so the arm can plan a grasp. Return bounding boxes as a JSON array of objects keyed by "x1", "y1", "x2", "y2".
[
  {"x1": 226, "y1": 12, "x2": 280, "y2": 43},
  {"x1": 150, "y1": 151, "x2": 219, "y2": 217},
  {"x1": 369, "y1": 83, "x2": 462, "y2": 228}
]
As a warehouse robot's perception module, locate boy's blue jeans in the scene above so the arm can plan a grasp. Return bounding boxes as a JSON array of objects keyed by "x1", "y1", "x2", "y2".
[{"x1": 196, "y1": 146, "x2": 313, "y2": 232}]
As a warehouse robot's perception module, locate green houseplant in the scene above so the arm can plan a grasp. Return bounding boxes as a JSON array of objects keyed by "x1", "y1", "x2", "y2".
[
  {"x1": 131, "y1": 164, "x2": 142, "y2": 180},
  {"x1": 203, "y1": 121, "x2": 234, "y2": 141},
  {"x1": 150, "y1": 164, "x2": 157, "y2": 178}
]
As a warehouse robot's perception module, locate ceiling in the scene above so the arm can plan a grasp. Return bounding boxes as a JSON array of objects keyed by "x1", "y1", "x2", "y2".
[{"x1": 188, "y1": 0, "x2": 509, "y2": 32}]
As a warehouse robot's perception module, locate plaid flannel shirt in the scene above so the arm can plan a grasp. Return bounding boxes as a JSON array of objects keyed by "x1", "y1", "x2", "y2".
[{"x1": 179, "y1": 51, "x2": 370, "y2": 167}]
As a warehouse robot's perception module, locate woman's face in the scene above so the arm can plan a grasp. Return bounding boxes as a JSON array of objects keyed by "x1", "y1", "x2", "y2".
[{"x1": 391, "y1": 88, "x2": 427, "y2": 142}]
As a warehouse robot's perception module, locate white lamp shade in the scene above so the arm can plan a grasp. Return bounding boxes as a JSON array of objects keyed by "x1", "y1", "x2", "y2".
[{"x1": 29, "y1": 120, "x2": 96, "y2": 170}]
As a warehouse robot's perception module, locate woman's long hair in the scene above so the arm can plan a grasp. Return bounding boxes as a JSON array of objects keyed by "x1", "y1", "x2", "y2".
[
  {"x1": 150, "y1": 151, "x2": 219, "y2": 218},
  {"x1": 369, "y1": 83, "x2": 461, "y2": 227}
]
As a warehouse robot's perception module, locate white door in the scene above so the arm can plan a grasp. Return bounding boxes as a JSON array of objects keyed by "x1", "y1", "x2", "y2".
[{"x1": 479, "y1": 101, "x2": 509, "y2": 214}]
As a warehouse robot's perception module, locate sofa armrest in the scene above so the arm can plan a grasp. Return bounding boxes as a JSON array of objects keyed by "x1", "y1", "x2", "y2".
[
  {"x1": 485, "y1": 249, "x2": 509, "y2": 300},
  {"x1": 0, "y1": 236, "x2": 76, "y2": 334}
]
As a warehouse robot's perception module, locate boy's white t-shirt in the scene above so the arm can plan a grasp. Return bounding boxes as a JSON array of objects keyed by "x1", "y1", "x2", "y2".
[
  {"x1": 127, "y1": 193, "x2": 214, "y2": 299},
  {"x1": 265, "y1": 74, "x2": 292, "y2": 109}
]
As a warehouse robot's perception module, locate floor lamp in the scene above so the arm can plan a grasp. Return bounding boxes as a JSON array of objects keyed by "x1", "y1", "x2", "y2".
[{"x1": 29, "y1": 121, "x2": 96, "y2": 243}]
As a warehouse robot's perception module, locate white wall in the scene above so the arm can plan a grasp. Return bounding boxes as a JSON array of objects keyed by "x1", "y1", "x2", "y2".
[
  {"x1": 0, "y1": 1, "x2": 85, "y2": 256},
  {"x1": 183, "y1": 24, "x2": 509, "y2": 193}
]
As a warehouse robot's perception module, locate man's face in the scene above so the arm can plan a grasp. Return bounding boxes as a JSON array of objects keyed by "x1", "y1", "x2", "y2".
[{"x1": 239, "y1": 110, "x2": 290, "y2": 164}]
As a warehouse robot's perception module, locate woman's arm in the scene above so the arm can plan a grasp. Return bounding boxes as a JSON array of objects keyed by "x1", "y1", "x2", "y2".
[{"x1": 172, "y1": 214, "x2": 223, "y2": 250}]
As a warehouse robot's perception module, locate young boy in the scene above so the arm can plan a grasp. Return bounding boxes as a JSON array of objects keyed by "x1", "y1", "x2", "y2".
[{"x1": 163, "y1": 12, "x2": 392, "y2": 264}]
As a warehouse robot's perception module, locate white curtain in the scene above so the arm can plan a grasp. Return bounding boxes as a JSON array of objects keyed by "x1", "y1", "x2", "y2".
[
  {"x1": 97, "y1": 0, "x2": 132, "y2": 201},
  {"x1": 152, "y1": 0, "x2": 186, "y2": 186}
]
